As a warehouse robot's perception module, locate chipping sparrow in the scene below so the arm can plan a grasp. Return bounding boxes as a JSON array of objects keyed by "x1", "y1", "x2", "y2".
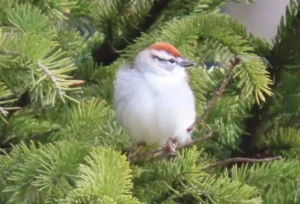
[{"x1": 114, "y1": 42, "x2": 196, "y2": 153}]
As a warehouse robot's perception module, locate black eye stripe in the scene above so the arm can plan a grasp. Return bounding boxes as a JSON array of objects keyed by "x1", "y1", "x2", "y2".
[
  {"x1": 152, "y1": 56, "x2": 164, "y2": 61},
  {"x1": 152, "y1": 55, "x2": 177, "y2": 63}
]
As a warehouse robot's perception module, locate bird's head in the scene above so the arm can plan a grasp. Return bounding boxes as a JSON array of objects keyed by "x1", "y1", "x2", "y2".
[{"x1": 132, "y1": 42, "x2": 195, "y2": 76}]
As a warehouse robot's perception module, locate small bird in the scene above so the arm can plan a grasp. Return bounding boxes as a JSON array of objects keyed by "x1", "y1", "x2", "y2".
[{"x1": 113, "y1": 42, "x2": 196, "y2": 153}]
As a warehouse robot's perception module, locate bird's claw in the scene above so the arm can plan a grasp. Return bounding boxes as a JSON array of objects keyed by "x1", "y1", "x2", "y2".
[{"x1": 163, "y1": 138, "x2": 177, "y2": 155}]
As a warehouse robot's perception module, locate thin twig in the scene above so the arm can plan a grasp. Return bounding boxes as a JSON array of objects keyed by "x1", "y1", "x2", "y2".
[
  {"x1": 39, "y1": 63, "x2": 63, "y2": 97},
  {"x1": 0, "y1": 50, "x2": 19, "y2": 56},
  {"x1": 129, "y1": 132, "x2": 216, "y2": 163},
  {"x1": 205, "y1": 156, "x2": 282, "y2": 169},
  {"x1": 195, "y1": 56, "x2": 241, "y2": 126}
]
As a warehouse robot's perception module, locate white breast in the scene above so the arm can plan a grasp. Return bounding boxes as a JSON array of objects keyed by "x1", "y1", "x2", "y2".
[{"x1": 114, "y1": 65, "x2": 196, "y2": 146}]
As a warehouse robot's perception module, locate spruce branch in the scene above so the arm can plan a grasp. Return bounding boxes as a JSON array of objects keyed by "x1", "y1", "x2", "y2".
[
  {"x1": 205, "y1": 156, "x2": 282, "y2": 169},
  {"x1": 92, "y1": 0, "x2": 172, "y2": 65},
  {"x1": 234, "y1": 1, "x2": 300, "y2": 158}
]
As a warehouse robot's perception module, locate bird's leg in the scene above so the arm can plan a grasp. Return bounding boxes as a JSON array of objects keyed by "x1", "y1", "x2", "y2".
[{"x1": 163, "y1": 138, "x2": 177, "y2": 155}]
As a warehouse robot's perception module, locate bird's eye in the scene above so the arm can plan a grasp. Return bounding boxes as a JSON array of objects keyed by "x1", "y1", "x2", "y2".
[{"x1": 168, "y1": 58, "x2": 175, "y2": 63}]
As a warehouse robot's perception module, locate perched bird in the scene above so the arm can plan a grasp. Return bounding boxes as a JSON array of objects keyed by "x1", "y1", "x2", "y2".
[{"x1": 113, "y1": 42, "x2": 196, "y2": 153}]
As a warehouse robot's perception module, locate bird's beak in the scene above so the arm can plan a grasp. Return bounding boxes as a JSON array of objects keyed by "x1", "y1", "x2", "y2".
[{"x1": 178, "y1": 58, "x2": 196, "y2": 67}]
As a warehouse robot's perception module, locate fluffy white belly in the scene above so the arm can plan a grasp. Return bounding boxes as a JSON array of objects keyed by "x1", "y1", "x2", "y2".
[{"x1": 114, "y1": 68, "x2": 196, "y2": 146}]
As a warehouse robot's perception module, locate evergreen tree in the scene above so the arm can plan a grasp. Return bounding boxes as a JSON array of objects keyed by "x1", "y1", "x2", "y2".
[{"x1": 0, "y1": 0, "x2": 299, "y2": 203}]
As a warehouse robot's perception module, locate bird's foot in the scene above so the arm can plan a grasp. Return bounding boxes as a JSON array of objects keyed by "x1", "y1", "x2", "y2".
[{"x1": 163, "y1": 138, "x2": 177, "y2": 156}]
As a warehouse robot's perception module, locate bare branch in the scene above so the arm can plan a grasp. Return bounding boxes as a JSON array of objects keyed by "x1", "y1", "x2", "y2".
[
  {"x1": 128, "y1": 132, "x2": 216, "y2": 163},
  {"x1": 205, "y1": 156, "x2": 282, "y2": 169},
  {"x1": 0, "y1": 50, "x2": 20, "y2": 56}
]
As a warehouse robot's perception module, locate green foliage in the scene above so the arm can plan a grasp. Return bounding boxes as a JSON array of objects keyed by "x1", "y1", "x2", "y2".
[
  {"x1": 0, "y1": 32, "x2": 80, "y2": 105},
  {"x1": 89, "y1": 0, "x2": 152, "y2": 48},
  {"x1": 7, "y1": 4, "x2": 57, "y2": 38},
  {"x1": 263, "y1": 179, "x2": 300, "y2": 204},
  {"x1": 0, "y1": 3, "x2": 84, "y2": 107},
  {"x1": 227, "y1": 159, "x2": 300, "y2": 203},
  {"x1": 1, "y1": 141, "x2": 89, "y2": 203},
  {"x1": 60, "y1": 98, "x2": 129, "y2": 148},
  {"x1": 0, "y1": 0, "x2": 299, "y2": 203},
  {"x1": 234, "y1": 58, "x2": 273, "y2": 103},
  {"x1": 258, "y1": 127, "x2": 300, "y2": 158},
  {"x1": 0, "y1": 82, "x2": 19, "y2": 122},
  {"x1": 134, "y1": 147, "x2": 261, "y2": 203},
  {"x1": 62, "y1": 147, "x2": 140, "y2": 204},
  {"x1": 123, "y1": 13, "x2": 272, "y2": 105},
  {"x1": 134, "y1": 147, "x2": 208, "y2": 203}
]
